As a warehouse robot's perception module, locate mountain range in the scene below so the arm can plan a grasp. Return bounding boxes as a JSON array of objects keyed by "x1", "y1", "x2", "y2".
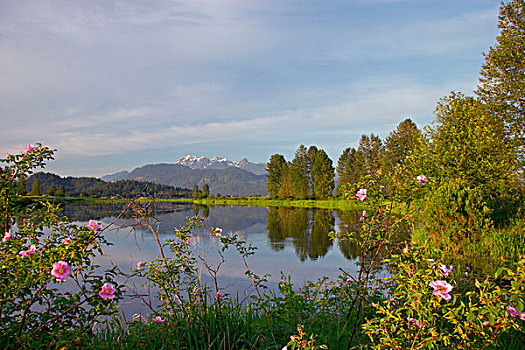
[{"x1": 101, "y1": 156, "x2": 268, "y2": 196}]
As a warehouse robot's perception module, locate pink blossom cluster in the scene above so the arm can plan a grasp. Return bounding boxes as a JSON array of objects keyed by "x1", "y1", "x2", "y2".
[
  {"x1": 153, "y1": 316, "x2": 165, "y2": 322},
  {"x1": 19, "y1": 244, "x2": 36, "y2": 257},
  {"x1": 62, "y1": 236, "x2": 72, "y2": 244},
  {"x1": 407, "y1": 317, "x2": 422, "y2": 328}
]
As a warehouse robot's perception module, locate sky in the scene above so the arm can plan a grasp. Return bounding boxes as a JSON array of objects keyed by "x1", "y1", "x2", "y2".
[{"x1": 0, "y1": 0, "x2": 502, "y2": 177}]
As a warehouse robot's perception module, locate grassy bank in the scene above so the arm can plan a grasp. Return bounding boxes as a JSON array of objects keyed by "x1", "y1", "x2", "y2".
[{"x1": 191, "y1": 196, "x2": 366, "y2": 210}]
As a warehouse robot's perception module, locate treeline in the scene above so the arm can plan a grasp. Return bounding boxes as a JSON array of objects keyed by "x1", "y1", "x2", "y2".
[
  {"x1": 266, "y1": 118, "x2": 422, "y2": 199},
  {"x1": 23, "y1": 172, "x2": 192, "y2": 199},
  {"x1": 266, "y1": 146, "x2": 335, "y2": 200}
]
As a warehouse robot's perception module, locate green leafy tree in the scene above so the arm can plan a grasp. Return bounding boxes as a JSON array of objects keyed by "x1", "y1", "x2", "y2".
[
  {"x1": 202, "y1": 183, "x2": 210, "y2": 198},
  {"x1": 192, "y1": 185, "x2": 200, "y2": 199},
  {"x1": 16, "y1": 175, "x2": 27, "y2": 195},
  {"x1": 266, "y1": 154, "x2": 287, "y2": 199},
  {"x1": 30, "y1": 179, "x2": 41, "y2": 196},
  {"x1": 381, "y1": 118, "x2": 423, "y2": 174},
  {"x1": 477, "y1": 0, "x2": 525, "y2": 162},
  {"x1": 357, "y1": 134, "x2": 383, "y2": 178},
  {"x1": 277, "y1": 161, "x2": 293, "y2": 199},
  {"x1": 310, "y1": 149, "x2": 335, "y2": 199},
  {"x1": 47, "y1": 184, "x2": 56, "y2": 196},
  {"x1": 289, "y1": 145, "x2": 310, "y2": 199},
  {"x1": 336, "y1": 147, "x2": 360, "y2": 195},
  {"x1": 425, "y1": 92, "x2": 517, "y2": 191},
  {"x1": 56, "y1": 185, "x2": 65, "y2": 197}
]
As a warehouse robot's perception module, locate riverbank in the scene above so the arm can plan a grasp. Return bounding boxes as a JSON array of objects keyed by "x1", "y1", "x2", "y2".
[{"x1": 191, "y1": 196, "x2": 366, "y2": 210}]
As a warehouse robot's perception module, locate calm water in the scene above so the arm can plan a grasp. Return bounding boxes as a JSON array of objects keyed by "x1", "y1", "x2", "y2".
[{"x1": 62, "y1": 202, "x2": 407, "y2": 317}]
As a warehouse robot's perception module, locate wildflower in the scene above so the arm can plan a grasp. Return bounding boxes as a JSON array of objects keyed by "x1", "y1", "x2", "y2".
[
  {"x1": 23, "y1": 144, "x2": 35, "y2": 155},
  {"x1": 87, "y1": 220, "x2": 102, "y2": 233},
  {"x1": 62, "y1": 236, "x2": 72, "y2": 244},
  {"x1": 439, "y1": 264, "x2": 453, "y2": 276},
  {"x1": 137, "y1": 262, "x2": 143, "y2": 269},
  {"x1": 483, "y1": 321, "x2": 490, "y2": 326},
  {"x1": 153, "y1": 316, "x2": 165, "y2": 322},
  {"x1": 408, "y1": 317, "x2": 422, "y2": 328},
  {"x1": 356, "y1": 189, "x2": 367, "y2": 201},
  {"x1": 19, "y1": 244, "x2": 36, "y2": 257},
  {"x1": 508, "y1": 306, "x2": 525, "y2": 320},
  {"x1": 99, "y1": 283, "x2": 116, "y2": 299},
  {"x1": 215, "y1": 292, "x2": 223, "y2": 299},
  {"x1": 359, "y1": 210, "x2": 366, "y2": 221},
  {"x1": 429, "y1": 280, "x2": 454, "y2": 300},
  {"x1": 417, "y1": 174, "x2": 428, "y2": 185},
  {"x1": 51, "y1": 261, "x2": 72, "y2": 282},
  {"x1": 371, "y1": 302, "x2": 378, "y2": 307},
  {"x1": 2, "y1": 231, "x2": 11, "y2": 242},
  {"x1": 426, "y1": 258, "x2": 435, "y2": 263},
  {"x1": 214, "y1": 228, "x2": 222, "y2": 237}
]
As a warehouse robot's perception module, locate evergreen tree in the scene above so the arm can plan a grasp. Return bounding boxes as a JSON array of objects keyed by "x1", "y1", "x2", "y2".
[
  {"x1": 307, "y1": 145, "x2": 319, "y2": 196},
  {"x1": 310, "y1": 149, "x2": 335, "y2": 199},
  {"x1": 31, "y1": 180, "x2": 41, "y2": 196},
  {"x1": 266, "y1": 154, "x2": 287, "y2": 199},
  {"x1": 477, "y1": 0, "x2": 525, "y2": 162},
  {"x1": 336, "y1": 147, "x2": 360, "y2": 195},
  {"x1": 289, "y1": 145, "x2": 310, "y2": 199}
]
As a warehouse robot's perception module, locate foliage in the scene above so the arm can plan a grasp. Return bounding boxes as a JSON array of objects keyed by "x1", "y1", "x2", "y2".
[
  {"x1": 28, "y1": 171, "x2": 192, "y2": 199},
  {"x1": 477, "y1": 0, "x2": 525, "y2": 162},
  {"x1": 266, "y1": 154, "x2": 288, "y2": 199},
  {"x1": 310, "y1": 149, "x2": 335, "y2": 199},
  {"x1": 0, "y1": 145, "x2": 122, "y2": 349},
  {"x1": 363, "y1": 247, "x2": 525, "y2": 349}
]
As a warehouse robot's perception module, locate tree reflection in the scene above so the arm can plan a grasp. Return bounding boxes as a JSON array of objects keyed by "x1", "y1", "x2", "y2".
[{"x1": 267, "y1": 207, "x2": 334, "y2": 261}]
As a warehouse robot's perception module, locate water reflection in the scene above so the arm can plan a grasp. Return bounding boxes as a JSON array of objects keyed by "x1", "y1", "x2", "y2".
[
  {"x1": 267, "y1": 207, "x2": 334, "y2": 261},
  {"x1": 62, "y1": 202, "x2": 409, "y2": 264}
]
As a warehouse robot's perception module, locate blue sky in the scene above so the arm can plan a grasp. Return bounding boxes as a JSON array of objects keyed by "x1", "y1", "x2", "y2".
[{"x1": 0, "y1": 0, "x2": 501, "y2": 177}]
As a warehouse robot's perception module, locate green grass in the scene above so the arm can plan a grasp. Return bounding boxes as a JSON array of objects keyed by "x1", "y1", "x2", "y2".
[{"x1": 192, "y1": 197, "x2": 366, "y2": 210}]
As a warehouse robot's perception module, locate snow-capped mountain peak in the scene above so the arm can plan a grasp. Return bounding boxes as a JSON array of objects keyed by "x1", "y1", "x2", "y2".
[{"x1": 175, "y1": 155, "x2": 267, "y2": 175}]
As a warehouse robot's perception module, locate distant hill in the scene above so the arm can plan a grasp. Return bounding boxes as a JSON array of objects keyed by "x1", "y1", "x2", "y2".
[
  {"x1": 102, "y1": 163, "x2": 268, "y2": 196},
  {"x1": 27, "y1": 172, "x2": 192, "y2": 199}
]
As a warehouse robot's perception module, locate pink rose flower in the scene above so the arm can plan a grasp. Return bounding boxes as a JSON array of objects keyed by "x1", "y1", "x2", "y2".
[
  {"x1": 137, "y1": 262, "x2": 143, "y2": 269},
  {"x1": 51, "y1": 261, "x2": 72, "y2": 282},
  {"x1": 87, "y1": 220, "x2": 102, "y2": 233},
  {"x1": 215, "y1": 292, "x2": 223, "y2": 299},
  {"x1": 429, "y1": 280, "x2": 454, "y2": 300},
  {"x1": 417, "y1": 175, "x2": 428, "y2": 185},
  {"x1": 153, "y1": 316, "x2": 165, "y2": 322},
  {"x1": 99, "y1": 283, "x2": 116, "y2": 299},
  {"x1": 2, "y1": 231, "x2": 11, "y2": 242},
  {"x1": 508, "y1": 306, "x2": 525, "y2": 320},
  {"x1": 19, "y1": 244, "x2": 36, "y2": 257},
  {"x1": 356, "y1": 189, "x2": 367, "y2": 201}
]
